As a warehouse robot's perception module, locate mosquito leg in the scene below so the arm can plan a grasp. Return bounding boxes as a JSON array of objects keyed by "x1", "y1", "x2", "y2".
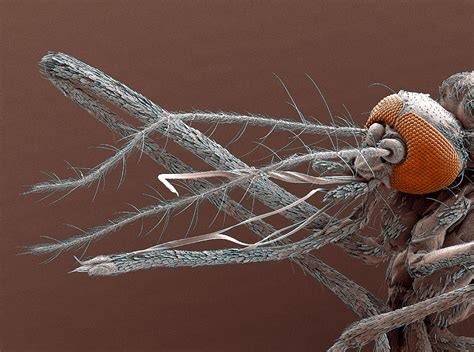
[
  {"x1": 400, "y1": 320, "x2": 433, "y2": 352},
  {"x1": 429, "y1": 327, "x2": 474, "y2": 352},
  {"x1": 327, "y1": 285, "x2": 474, "y2": 352},
  {"x1": 299, "y1": 255, "x2": 391, "y2": 350},
  {"x1": 420, "y1": 208, "x2": 474, "y2": 329},
  {"x1": 407, "y1": 183, "x2": 473, "y2": 278},
  {"x1": 408, "y1": 242, "x2": 473, "y2": 278}
]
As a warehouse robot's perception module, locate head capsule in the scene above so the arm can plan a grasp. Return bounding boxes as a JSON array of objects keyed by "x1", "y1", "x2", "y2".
[{"x1": 365, "y1": 91, "x2": 467, "y2": 195}]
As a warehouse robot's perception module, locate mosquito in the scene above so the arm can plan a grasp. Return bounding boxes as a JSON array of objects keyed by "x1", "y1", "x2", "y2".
[{"x1": 26, "y1": 52, "x2": 473, "y2": 351}]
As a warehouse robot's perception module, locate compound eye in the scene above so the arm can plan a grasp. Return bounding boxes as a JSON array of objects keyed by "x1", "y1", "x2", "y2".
[
  {"x1": 365, "y1": 94, "x2": 403, "y2": 128},
  {"x1": 366, "y1": 93, "x2": 464, "y2": 195}
]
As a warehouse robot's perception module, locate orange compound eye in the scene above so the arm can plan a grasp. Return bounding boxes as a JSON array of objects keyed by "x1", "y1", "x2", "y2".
[
  {"x1": 365, "y1": 94, "x2": 404, "y2": 128},
  {"x1": 366, "y1": 93, "x2": 463, "y2": 195}
]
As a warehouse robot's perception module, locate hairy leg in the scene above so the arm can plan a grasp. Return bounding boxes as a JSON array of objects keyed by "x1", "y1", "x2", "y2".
[
  {"x1": 429, "y1": 327, "x2": 474, "y2": 351},
  {"x1": 327, "y1": 285, "x2": 474, "y2": 351}
]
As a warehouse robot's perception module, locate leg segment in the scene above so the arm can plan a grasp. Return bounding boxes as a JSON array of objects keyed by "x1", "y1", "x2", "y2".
[{"x1": 327, "y1": 285, "x2": 474, "y2": 352}]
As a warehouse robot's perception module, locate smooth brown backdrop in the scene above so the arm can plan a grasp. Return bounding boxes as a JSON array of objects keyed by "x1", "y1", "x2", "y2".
[{"x1": 1, "y1": 1, "x2": 473, "y2": 351}]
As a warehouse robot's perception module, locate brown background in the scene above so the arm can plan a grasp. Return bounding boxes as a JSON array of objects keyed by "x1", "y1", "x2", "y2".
[{"x1": 1, "y1": 1, "x2": 473, "y2": 351}]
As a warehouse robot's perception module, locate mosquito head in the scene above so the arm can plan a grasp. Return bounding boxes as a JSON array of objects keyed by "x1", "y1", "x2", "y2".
[{"x1": 361, "y1": 90, "x2": 467, "y2": 195}]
